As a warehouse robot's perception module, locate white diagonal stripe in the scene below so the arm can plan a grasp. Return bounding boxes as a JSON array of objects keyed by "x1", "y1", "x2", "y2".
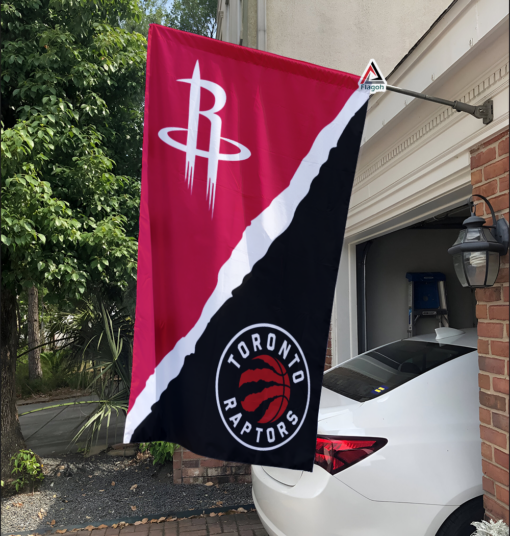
[{"x1": 124, "y1": 89, "x2": 368, "y2": 442}]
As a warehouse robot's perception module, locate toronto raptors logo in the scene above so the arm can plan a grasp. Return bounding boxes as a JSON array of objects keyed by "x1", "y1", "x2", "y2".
[
  {"x1": 158, "y1": 60, "x2": 251, "y2": 215},
  {"x1": 216, "y1": 324, "x2": 310, "y2": 451}
]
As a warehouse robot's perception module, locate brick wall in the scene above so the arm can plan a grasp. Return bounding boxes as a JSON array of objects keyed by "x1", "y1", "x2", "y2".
[
  {"x1": 471, "y1": 130, "x2": 509, "y2": 524},
  {"x1": 324, "y1": 324, "x2": 333, "y2": 371},
  {"x1": 173, "y1": 448, "x2": 251, "y2": 485}
]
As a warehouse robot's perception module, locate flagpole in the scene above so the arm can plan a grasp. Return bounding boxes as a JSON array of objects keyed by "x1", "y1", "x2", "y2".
[{"x1": 385, "y1": 85, "x2": 493, "y2": 125}]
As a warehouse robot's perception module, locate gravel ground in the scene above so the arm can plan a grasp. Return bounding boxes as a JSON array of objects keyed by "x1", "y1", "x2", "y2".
[{"x1": 1, "y1": 453, "x2": 253, "y2": 534}]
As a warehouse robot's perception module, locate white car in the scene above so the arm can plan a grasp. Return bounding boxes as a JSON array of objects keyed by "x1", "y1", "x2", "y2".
[{"x1": 252, "y1": 327, "x2": 483, "y2": 536}]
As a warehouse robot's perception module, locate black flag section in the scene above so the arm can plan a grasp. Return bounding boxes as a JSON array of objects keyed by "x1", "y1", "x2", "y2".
[{"x1": 132, "y1": 103, "x2": 368, "y2": 472}]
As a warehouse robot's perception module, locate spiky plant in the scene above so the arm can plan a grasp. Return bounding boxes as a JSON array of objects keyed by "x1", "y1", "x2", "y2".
[
  {"x1": 471, "y1": 519, "x2": 510, "y2": 536},
  {"x1": 71, "y1": 303, "x2": 133, "y2": 448},
  {"x1": 20, "y1": 298, "x2": 134, "y2": 449}
]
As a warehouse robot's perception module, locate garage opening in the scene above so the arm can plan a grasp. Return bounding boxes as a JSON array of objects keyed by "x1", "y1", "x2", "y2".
[{"x1": 357, "y1": 205, "x2": 477, "y2": 353}]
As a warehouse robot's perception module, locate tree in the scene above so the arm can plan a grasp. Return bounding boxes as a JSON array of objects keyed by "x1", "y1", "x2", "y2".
[
  {"x1": 166, "y1": 0, "x2": 217, "y2": 38},
  {"x1": 27, "y1": 285, "x2": 42, "y2": 380},
  {"x1": 0, "y1": 0, "x2": 146, "y2": 479},
  {"x1": 123, "y1": 0, "x2": 217, "y2": 38},
  {"x1": 122, "y1": 0, "x2": 172, "y2": 38}
]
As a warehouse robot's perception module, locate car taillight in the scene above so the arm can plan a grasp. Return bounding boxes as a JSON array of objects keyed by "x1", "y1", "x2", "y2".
[{"x1": 314, "y1": 436, "x2": 387, "y2": 475}]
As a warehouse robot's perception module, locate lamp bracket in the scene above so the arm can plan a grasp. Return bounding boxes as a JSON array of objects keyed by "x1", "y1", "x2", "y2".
[
  {"x1": 495, "y1": 218, "x2": 509, "y2": 255},
  {"x1": 469, "y1": 194, "x2": 497, "y2": 224},
  {"x1": 386, "y1": 85, "x2": 493, "y2": 124},
  {"x1": 466, "y1": 194, "x2": 509, "y2": 254}
]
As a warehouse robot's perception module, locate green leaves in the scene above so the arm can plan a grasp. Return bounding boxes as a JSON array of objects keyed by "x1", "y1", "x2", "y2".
[
  {"x1": 1, "y1": 235, "x2": 12, "y2": 246},
  {"x1": 10, "y1": 449, "x2": 44, "y2": 493},
  {"x1": 166, "y1": 0, "x2": 217, "y2": 38},
  {"x1": 139, "y1": 441, "x2": 179, "y2": 465},
  {"x1": 1, "y1": 0, "x2": 145, "y2": 303},
  {"x1": 122, "y1": 0, "x2": 216, "y2": 39}
]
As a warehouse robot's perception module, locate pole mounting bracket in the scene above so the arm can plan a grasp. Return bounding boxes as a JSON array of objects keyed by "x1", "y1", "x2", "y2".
[
  {"x1": 385, "y1": 85, "x2": 494, "y2": 125},
  {"x1": 452, "y1": 98, "x2": 493, "y2": 124}
]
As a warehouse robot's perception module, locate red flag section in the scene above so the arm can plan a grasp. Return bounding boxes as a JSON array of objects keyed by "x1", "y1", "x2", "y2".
[
  {"x1": 129, "y1": 26, "x2": 360, "y2": 411},
  {"x1": 125, "y1": 26, "x2": 367, "y2": 471}
]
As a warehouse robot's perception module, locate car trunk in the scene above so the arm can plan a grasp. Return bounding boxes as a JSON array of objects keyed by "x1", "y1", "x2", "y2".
[{"x1": 261, "y1": 388, "x2": 362, "y2": 486}]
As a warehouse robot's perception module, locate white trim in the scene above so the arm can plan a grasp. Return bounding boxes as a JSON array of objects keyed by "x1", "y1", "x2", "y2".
[
  {"x1": 333, "y1": 240, "x2": 358, "y2": 363},
  {"x1": 124, "y1": 90, "x2": 369, "y2": 442},
  {"x1": 363, "y1": 1, "x2": 509, "y2": 144},
  {"x1": 355, "y1": 61, "x2": 509, "y2": 190},
  {"x1": 228, "y1": 0, "x2": 239, "y2": 44},
  {"x1": 347, "y1": 241, "x2": 358, "y2": 358},
  {"x1": 257, "y1": 0, "x2": 266, "y2": 51},
  {"x1": 333, "y1": 182, "x2": 475, "y2": 363},
  {"x1": 330, "y1": 292, "x2": 338, "y2": 367},
  {"x1": 347, "y1": 12, "x2": 509, "y2": 241}
]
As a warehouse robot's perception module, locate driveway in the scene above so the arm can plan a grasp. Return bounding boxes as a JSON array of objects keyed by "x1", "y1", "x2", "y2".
[
  {"x1": 43, "y1": 512, "x2": 268, "y2": 536},
  {"x1": 18, "y1": 395, "x2": 126, "y2": 456}
]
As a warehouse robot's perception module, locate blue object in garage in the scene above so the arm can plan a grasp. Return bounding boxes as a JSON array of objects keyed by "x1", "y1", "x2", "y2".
[
  {"x1": 406, "y1": 273, "x2": 448, "y2": 337},
  {"x1": 406, "y1": 272, "x2": 445, "y2": 309}
]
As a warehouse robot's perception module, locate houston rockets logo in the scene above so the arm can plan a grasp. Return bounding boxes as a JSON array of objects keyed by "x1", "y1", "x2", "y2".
[
  {"x1": 216, "y1": 324, "x2": 310, "y2": 451},
  {"x1": 158, "y1": 61, "x2": 251, "y2": 215}
]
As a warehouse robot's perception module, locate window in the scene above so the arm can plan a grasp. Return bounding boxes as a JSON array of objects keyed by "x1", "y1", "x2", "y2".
[{"x1": 322, "y1": 340, "x2": 473, "y2": 402}]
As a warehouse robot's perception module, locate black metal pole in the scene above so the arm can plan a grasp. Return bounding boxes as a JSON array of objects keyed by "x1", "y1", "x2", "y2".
[{"x1": 385, "y1": 84, "x2": 494, "y2": 125}]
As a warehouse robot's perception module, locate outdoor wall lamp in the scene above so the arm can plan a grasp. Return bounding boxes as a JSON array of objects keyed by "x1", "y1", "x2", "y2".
[{"x1": 448, "y1": 195, "x2": 509, "y2": 288}]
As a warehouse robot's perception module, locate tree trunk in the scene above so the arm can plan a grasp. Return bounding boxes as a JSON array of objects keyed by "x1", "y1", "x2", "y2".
[
  {"x1": 27, "y1": 285, "x2": 42, "y2": 380},
  {"x1": 1, "y1": 286, "x2": 26, "y2": 480},
  {"x1": 40, "y1": 293, "x2": 46, "y2": 353}
]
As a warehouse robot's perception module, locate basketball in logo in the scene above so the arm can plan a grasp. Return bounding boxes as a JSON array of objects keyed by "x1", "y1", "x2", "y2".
[
  {"x1": 216, "y1": 324, "x2": 310, "y2": 451},
  {"x1": 239, "y1": 355, "x2": 290, "y2": 423}
]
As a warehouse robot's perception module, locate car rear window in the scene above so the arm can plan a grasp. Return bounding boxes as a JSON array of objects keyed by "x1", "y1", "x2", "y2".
[{"x1": 322, "y1": 340, "x2": 473, "y2": 402}]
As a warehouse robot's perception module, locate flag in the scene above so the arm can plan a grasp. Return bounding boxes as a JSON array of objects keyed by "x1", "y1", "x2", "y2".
[{"x1": 124, "y1": 25, "x2": 368, "y2": 471}]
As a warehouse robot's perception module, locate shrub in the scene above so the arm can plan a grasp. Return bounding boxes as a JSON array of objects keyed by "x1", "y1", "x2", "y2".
[
  {"x1": 11, "y1": 449, "x2": 44, "y2": 493},
  {"x1": 15, "y1": 350, "x2": 85, "y2": 399},
  {"x1": 40, "y1": 351, "x2": 69, "y2": 376},
  {"x1": 139, "y1": 442, "x2": 178, "y2": 465}
]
